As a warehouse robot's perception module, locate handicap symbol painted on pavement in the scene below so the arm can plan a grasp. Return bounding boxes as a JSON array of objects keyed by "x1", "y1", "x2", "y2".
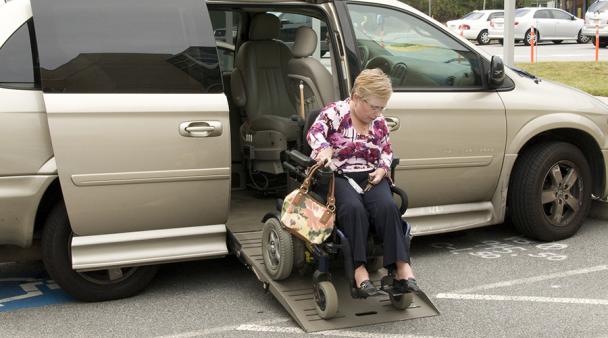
[{"x1": 0, "y1": 277, "x2": 73, "y2": 312}]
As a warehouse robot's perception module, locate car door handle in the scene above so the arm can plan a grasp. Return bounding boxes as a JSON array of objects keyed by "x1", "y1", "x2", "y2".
[
  {"x1": 179, "y1": 121, "x2": 223, "y2": 138},
  {"x1": 385, "y1": 117, "x2": 400, "y2": 132}
]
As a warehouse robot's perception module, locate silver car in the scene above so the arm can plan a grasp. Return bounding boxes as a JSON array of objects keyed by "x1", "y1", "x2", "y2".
[
  {"x1": 582, "y1": 0, "x2": 608, "y2": 48},
  {"x1": 446, "y1": 10, "x2": 504, "y2": 45},
  {"x1": 489, "y1": 7, "x2": 589, "y2": 45}
]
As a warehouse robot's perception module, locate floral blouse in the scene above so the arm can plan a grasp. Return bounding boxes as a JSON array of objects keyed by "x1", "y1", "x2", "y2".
[{"x1": 307, "y1": 98, "x2": 393, "y2": 173}]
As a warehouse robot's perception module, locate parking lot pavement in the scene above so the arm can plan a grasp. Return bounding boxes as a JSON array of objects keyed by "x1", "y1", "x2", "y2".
[
  {"x1": 478, "y1": 41, "x2": 608, "y2": 62},
  {"x1": 2, "y1": 215, "x2": 608, "y2": 337}
]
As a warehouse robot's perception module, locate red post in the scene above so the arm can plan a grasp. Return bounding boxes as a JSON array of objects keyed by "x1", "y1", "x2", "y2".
[
  {"x1": 530, "y1": 28, "x2": 535, "y2": 64},
  {"x1": 596, "y1": 25, "x2": 600, "y2": 63}
]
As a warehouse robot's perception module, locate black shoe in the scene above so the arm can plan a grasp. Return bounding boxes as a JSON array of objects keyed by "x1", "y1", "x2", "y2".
[
  {"x1": 356, "y1": 279, "x2": 380, "y2": 298},
  {"x1": 393, "y1": 278, "x2": 421, "y2": 294}
]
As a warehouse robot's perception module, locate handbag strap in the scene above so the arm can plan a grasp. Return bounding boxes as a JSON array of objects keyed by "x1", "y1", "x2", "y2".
[{"x1": 300, "y1": 163, "x2": 336, "y2": 212}]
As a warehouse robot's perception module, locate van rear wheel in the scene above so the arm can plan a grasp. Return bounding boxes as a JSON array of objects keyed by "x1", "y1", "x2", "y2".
[
  {"x1": 41, "y1": 201, "x2": 158, "y2": 301},
  {"x1": 508, "y1": 142, "x2": 592, "y2": 241}
]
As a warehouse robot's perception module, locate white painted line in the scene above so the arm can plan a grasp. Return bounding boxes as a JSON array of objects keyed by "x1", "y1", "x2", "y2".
[
  {"x1": 436, "y1": 293, "x2": 608, "y2": 306},
  {"x1": 154, "y1": 318, "x2": 291, "y2": 338},
  {"x1": 449, "y1": 265, "x2": 608, "y2": 294},
  {"x1": 237, "y1": 324, "x2": 439, "y2": 338}
]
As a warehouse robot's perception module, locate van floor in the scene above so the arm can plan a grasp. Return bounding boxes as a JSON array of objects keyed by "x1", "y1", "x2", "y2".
[{"x1": 226, "y1": 189, "x2": 277, "y2": 233}]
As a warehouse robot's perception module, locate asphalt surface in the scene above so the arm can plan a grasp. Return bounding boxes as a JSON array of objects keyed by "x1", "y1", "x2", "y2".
[{"x1": 1, "y1": 215, "x2": 608, "y2": 337}]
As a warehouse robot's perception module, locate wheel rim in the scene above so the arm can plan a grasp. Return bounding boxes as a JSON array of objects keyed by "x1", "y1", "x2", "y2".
[
  {"x1": 79, "y1": 268, "x2": 138, "y2": 285},
  {"x1": 541, "y1": 160, "x2": 583, "y2": 226},
  {"x1": 266, "y1": 228, "x2": 281, "y2": 269},
  {"x1": 526, "y1": 31, "x2": 536, "y2": 44},
  {"x1": 480, "y1": 32, "x2": 490, "y2": 44},
  {"x1": 315, "y1": 286, "x2": 327, "y2": 311}
]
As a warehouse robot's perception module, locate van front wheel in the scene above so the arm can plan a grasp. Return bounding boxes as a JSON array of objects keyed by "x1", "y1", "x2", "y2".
[
  {"x1": 41, "y1": 201, "x2": 159, "y2": 301},
  {"x1": 509, "y1": 142, "x2": 592, "y2": 241}
]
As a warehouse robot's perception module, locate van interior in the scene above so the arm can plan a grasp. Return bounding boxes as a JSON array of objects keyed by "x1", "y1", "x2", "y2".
[{"x1": 208, "y1": 5, "x2": 344, "y2": 235}]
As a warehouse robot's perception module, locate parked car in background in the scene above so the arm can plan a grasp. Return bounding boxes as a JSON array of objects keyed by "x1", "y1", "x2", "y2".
[
  {"x1": 447, "y1": 9, "x2": 503, "y2": 45},
  {"x1": 582, "y1": 0, "x2": 608, "y2": 48},
  {"x1": 488, "y1": 7, "x2": 589, "y2": 45}
]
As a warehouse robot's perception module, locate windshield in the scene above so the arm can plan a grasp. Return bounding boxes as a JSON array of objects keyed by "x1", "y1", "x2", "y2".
[
  {"x1": 461, "y1": 12, "x2": 484, "y2": 20},
  {"x1": 515, "y1": 9, "x2": 531, "y2": 17},
  {"x1": 588, "y1": 1, "x2": 608, "y2": 12}
]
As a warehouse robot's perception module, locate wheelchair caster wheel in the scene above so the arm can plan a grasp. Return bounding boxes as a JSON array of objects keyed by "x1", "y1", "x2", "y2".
[
  {"x1": 262, "y1": 218, "x2": 293, "y2": 280},
  {"x1": 390, "y1": 292, "x2": 413, "y2": 310},
  {"x1": 314, "y1": 281, "x2": 338, "y2": 319}
]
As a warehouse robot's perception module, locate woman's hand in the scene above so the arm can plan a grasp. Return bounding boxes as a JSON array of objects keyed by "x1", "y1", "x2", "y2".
[
  {"x1": 316, "y1": 147, "x2": 333, "y2": 167},
  {"x1": 368, "y1": 168, "x2": 387, "y2": 185}
]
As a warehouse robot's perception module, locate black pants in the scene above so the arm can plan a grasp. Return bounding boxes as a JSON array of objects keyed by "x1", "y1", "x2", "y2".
[{"x1": 328, "y1": 171, "x2": 411, "y2": 269}]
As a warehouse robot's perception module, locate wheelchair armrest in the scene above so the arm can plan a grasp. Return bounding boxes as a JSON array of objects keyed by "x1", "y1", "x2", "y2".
[
  {"x1": 390, "y1": 185, "x2": 408, "y2": 215},
  {"x1": 285, "y1": 149, "x2": 316, "y2": 168}
]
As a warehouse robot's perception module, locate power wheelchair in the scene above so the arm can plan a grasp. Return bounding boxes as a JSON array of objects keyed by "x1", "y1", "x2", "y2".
[{"x1": 260, "y1": 111, "x2": 414, "y2": 319}]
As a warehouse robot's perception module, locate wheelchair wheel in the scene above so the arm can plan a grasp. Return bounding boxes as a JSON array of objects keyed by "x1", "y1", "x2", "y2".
[
  {"x1": 314, "y1": 281, "x2": 338, "y2": 319},
  {"x1": 390, "y1": 292, "x2": 414, "y2": 310},
  {"x1": 262, "y1": 218, "x2": 293, "y2": 280}
]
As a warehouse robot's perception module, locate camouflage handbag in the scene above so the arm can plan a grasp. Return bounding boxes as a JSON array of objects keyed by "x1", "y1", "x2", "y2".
[{"x1": 280, "y1": 163, "x2": 336, "y2": 244}]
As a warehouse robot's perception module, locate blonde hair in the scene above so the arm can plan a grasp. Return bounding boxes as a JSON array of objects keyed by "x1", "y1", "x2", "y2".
[{"x1": 351, "y1": 68, "x2": 392, "y2": 102}]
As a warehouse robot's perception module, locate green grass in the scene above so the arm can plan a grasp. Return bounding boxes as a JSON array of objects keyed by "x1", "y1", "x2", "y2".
[{"x1": 514, "y1": 62, "x2": 608, "y2": 97}]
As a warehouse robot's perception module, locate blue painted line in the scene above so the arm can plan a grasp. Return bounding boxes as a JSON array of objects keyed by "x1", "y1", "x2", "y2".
[{"x1": 0, "y1": 270, "x2": 73, "y2": 312}]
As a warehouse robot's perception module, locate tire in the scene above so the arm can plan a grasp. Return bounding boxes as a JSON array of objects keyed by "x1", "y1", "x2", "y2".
[
  {"x1": 498, "y1": 38, "x2": 504, "y2": 45},
  {"x1": 593, "y1": 38, "x2": 608, "y2": 48},
  {"x1": 262, "y1": 218, "x2": 293, "y2": 280},
  {"x1": 390, "y1": 292, "x2": 414, "y2": 310},
  {"x1": 577, "y1": 30, "x2": 590, "y2": 44},
  {"x1": 508, "y1": 142, "x2": 592, "y2": 241},
  {"x1": 41, "y1": 202, "x2": 159, "y2": 302},
  {"x1": 552, "y1": 40, "x2": 563, "y2": 44},
  {"x1": 476, "y1": 30, "x2": 491, "y2": 45},
  {"x1": 314, "y1": 281, "x2": 338, "y2": 319},
  {"x1": 524, "y1": 29, "x2": 538, "y2": 46}
]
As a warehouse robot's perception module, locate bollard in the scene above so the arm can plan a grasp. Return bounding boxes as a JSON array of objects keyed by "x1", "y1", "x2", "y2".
[
  {"x1": 596, "y1": 24, "x2": 600, "y2": 63},
  {"x1": 530, "y1": 27, "x2": 535, "y2": 64}
]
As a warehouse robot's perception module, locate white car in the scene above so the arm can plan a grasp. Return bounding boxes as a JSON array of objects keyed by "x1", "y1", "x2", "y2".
[
  {"x1": 446, "y1": 9, "x2": 503, "y2": 45},
  {"x1": 582, "y1": 0, "x2": 608, "y2": 48},
  {"x1": 488, "y1": 7, "x2": 589, "y2": 45}
]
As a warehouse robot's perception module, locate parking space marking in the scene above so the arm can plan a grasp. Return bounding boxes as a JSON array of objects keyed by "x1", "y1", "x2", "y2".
[
  {"x1": 155, "y1": 318, "x2": 291, "y2": 338},
  {"x1": 436, "y1": 265, "x2": 608, "y2": 306},
  {"x1": 448, "y1": 265, "x2": 607, "y2": 294},
  {"x1": 436, "y1": 293, "x2": 608, "y2": 306}
]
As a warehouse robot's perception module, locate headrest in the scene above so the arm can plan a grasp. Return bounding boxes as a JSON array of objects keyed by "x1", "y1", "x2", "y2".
[
  {"x1": 292, "y1": 26, "x2": 318, "y2": 58},
  {"x1": 249, "y1": 13, "x2": 280, "y2": 41}
]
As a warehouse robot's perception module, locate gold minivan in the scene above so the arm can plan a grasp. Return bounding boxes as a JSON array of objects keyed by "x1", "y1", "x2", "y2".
[{"x1": 2, "y1": 0, "x2": 608, "y2": 303}]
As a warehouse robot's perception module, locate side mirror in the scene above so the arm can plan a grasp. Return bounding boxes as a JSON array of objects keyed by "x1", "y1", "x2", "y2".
[{"x1": 489, "y1": 55, "x2": 505, "y2": 88}]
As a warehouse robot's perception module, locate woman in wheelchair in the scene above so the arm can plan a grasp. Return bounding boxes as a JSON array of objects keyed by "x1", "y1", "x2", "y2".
[{"x1": 307, "y1": 69, "x2": 420, "y2": 298}]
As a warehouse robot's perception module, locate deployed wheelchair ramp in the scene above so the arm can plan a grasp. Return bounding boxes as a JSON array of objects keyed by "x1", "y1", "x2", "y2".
[{"x1": 230, "y1": 230, "x2": 440, "y2": 333}]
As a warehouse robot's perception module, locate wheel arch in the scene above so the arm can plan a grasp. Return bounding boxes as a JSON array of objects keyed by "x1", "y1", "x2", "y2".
[
  {"x1": 33, "y1": 178, "x2": 63, "y2": 241},
  {"x1": 509, "y1": 125, "x2": 605, "y2": 198}
]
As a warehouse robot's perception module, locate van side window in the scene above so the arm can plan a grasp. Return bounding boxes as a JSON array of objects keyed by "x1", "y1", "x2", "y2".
[
  {"x1": 31, "y1": 0, "x2": 222, "y2": 94},
  {"x1": 347, "y1": 4, "x2": 483, "y2": 90},
  {"x1": 0, "y1": 21, "x2": 36, "y2": 89}
]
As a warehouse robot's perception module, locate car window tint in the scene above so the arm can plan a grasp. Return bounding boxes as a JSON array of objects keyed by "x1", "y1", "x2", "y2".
[
  {"x1": 31, "y1": 0, "x2": 222, "y2": 94},
  {"x1": 488, "y1": 12, "x2": 504, "y2": 21},
  {"x1": 551, "y1": 10, "x2": 572, "y2": 20},
  {"x1": 534, "y1": 10, "x2": 552, "y2": 19},
  {"x1": 462, "y1": 12, "x2": 484, "y2": 20},
  {"x1": 0, "y1": 21, "x2": 36, "y2": 89},
  {"x1": 210, "y1": 10, "x2": 240, "y2": 73},
  {"x1": 347, "y1": 4, "x2": 483, "y2": 90},
  {"x1": 589, "y1": 1, "x2": 608, "y2": 12}
]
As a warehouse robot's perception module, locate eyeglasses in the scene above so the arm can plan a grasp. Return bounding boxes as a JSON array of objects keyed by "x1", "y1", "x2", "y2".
[{"x1": 362, "y1": 97, "x2": 386, "y2": 113}]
